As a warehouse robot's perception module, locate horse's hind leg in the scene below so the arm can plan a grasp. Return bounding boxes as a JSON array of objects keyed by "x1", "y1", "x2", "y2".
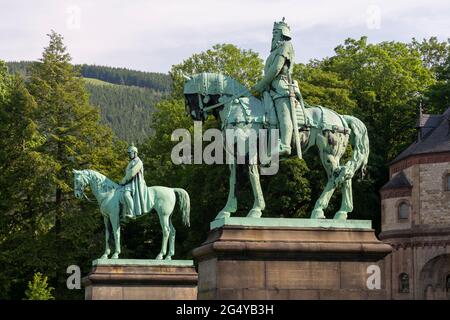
[
  {"x1": 156, "y1": 211, "x2": 170, "y2": 260},
  {"x1": 247, "y1": 164, "x2": 265, "y2": 218},
  {"x1": 216, "y1": 162, "x2": 238, "y2": 220},
  {"x1": 334, "y1": 179, "x2": 353, "y2": 220},
  {"x1": 100, "y1": 216, "x2": 111, "y2": 259},
  {"x1": 311, "y1": 143, "x2": 339, "y2": 219},
  {"x1": 166, "y1": 219, "x2": 176, "y2": 260}
]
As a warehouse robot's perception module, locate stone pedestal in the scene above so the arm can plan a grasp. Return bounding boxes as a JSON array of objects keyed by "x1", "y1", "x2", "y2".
[
  {"x1": 83, "y1": 259, "x2": 198, "y2": 300},
  {"x1": 193, "y1": 218, "x2": 392, "y2": 300}
]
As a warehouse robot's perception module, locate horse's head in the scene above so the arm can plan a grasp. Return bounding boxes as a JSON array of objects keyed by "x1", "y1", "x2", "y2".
[
  {"x1": 73, "y1": 169, "x2": 88, "y2": 199},
  {"x1": 183, "y1": 72, "x2": 247, "y2": 122}
]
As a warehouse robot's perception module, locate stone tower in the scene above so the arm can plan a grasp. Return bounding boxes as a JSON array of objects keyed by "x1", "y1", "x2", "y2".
[{"x1": 380, "y1": 107, "x2": 450, "y2": 300}]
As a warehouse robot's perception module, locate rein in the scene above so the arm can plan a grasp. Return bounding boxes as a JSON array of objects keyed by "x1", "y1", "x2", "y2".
[
  {"x1": 76, "y1": 186, "x2": 94, "y2": 202},
  {"x1": 202, "y1": 89, "x2": 251, "y2": 112}
]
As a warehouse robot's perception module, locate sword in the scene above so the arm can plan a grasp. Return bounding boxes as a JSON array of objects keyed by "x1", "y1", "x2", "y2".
[{"x1": 287, "y1": 72, "x2": 302, "y2": 159}]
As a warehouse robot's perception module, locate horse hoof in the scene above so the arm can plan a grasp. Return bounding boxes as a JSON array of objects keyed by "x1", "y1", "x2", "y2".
[
  {"x1": 100, "y1": 254, "x2": 109, "y2": 259},
  {"x1": 333, "y1": 211, "x2": 348, "y2": 220},
  {"x1": 311, "y1": 209, "x2": 326, "y2": 219},
  {"x1": 155, "y1": 254, "x2": 163, "y2": 260},
  {"x1": 215, "y1": 211, "x2": 231, "y2": 220},
  {"x1": 247, "y1": 209, "x2": 262, "y2": 218},
  {"x1": 111, "y1": 253, "x2": 119, "y2": 259},
  {"x1": 164, "y1": 256, "x2": 172, "y2": 261}
]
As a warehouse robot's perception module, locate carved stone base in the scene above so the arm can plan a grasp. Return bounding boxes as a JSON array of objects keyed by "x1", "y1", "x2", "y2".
[
  {"x1": 192, "y1": 218, "x2": 392, "y2": 300},
  {"x1": 83, "y1": 260, "x2": 198, "y2": 300}
]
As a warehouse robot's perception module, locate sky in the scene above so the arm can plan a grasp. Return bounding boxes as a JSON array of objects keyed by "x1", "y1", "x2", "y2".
[{"x1": 1, "y1": 0, "x2": 450, "y2": 73}]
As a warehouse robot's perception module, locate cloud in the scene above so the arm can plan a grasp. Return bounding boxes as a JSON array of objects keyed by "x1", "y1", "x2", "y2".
[{"x1": 1, "y1": 0, "x2": 450, "y2": 72}]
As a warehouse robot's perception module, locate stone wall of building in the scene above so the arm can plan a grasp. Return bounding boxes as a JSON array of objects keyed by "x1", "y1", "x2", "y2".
[
  {"x1": 381, "y1": 166, "x2": 414, "y2": 232},
  {"x1": 419, "y1": 162, "x2": 450, "y2": 225}
]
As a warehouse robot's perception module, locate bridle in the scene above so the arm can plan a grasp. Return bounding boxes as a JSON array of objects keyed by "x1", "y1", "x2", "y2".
[{"x1": 75, "y1": 175, "x2": 94, "y2": 202}]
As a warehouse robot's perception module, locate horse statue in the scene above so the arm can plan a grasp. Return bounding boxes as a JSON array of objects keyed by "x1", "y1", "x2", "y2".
[
  {"x1": 73, "y1": 169, "x2": 190, "y2": 260},
  {"x1": 183, "y1": 72, "x2": 369, "y2": 220}
]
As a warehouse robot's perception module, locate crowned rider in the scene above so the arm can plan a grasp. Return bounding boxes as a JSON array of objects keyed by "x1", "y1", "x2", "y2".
[
  {"x1": 252, "y1": 18, "x2": 296, "y2": 157},
  {"x1": 121, "y1": 143, "x2": 149, "y2": 220}
]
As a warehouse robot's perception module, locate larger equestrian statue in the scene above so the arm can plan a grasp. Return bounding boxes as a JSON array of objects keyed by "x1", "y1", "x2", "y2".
[{"x1": 183, "y1": 21, "x2": 369, "y2": 221}]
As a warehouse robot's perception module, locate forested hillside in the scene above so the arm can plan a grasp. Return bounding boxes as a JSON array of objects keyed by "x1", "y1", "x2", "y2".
[
  {"x1": 79, "y1": 64, "x2": 171, "y2": 91},
  {"x1": 7, "y1": 61, "x2": 171, "y2": 142},
  {"x1": 85, "y1": 80, "x2": 165, "y2": 142}
]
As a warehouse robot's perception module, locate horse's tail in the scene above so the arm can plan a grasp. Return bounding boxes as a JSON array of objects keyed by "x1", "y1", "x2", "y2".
[
  {"x1": 343, "y1": 115, "x2": 369, "y2": 178},
  {"x1": 173, "y1": 188, "x2": 190, "y2": 227}
]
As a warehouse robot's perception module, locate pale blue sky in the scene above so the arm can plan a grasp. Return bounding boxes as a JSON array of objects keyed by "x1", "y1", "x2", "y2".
[{"x1": 1, "y1": 0, "x2": 450, "y2": 73}]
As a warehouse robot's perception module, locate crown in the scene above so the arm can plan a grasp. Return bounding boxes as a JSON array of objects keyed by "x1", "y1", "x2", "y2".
[{"x1": 273, "y1": 17, "x2": 290, "y2": 31}]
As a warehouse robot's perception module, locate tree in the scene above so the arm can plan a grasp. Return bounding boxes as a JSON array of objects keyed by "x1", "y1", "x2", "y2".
[
  {"x1": 293, "y1": 62, "x2": 357, "y2": 114},
  {"x1": 24, "y1": 272, "x2": 55, "y2": 300},
  {"x1": 412, "y1": 38, "x2": 450, "y2": 114},
  {"x1": 316, "y1": 37, "x2": 436, "y2": 228},
  {"x1": 0, "y1": 61, "x2": 55, "y2": 299},
  {"x1": 170, "y1": 44, "x2": 264, "y2": 98},
  {"x1": 0, "y1": 32, "x2": 127, "y2": 299},
  {"x1": 409, "y1": 37, "x2": 450, "y2": 75}
]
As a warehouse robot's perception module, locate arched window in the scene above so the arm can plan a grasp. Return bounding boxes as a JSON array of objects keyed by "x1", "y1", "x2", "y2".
[
  {"x1": 399, "y1": 273, "x2": 409, "y2": 293},
  {"x1": 398, "y1": 202, "x2": 410, "y2": 220}
]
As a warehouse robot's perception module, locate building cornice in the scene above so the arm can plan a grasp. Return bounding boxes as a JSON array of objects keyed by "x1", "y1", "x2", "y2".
[
  {"x1": 379, "y1": 226, "x2": 450, "y2": 241},
  {"x1": 389, "y1": 151, "x2": 450, "y2": 177}
]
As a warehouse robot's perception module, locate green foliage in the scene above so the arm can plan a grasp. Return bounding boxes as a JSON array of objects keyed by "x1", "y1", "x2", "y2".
[
  {"x1": 315, "y1": 37, "x2": 436, "y2": 227},
  {"x1": 79, "y1": 64, "x2": 172, "y2": 91},
  {"x1": 24, "y1": 272, "x2": 55, "y2": 300},
  {"x1": 0, "y1": 31, "x2": 127, "y2": 299},
  {"x1": 85, "y1": 81, "x2": 166, "y2": 143},
  {"x1": 170, "y1": 44, "x2": 264, "y2": 98},
  {"x1": 293, "y1": 62, "x2": 357, "y2": 114},
  {"x1": 7, "y1": 61, "x2": 172, "y2": 91},
  {"x1": 326, "y1": 37, "x2": 434, "y2": 160},
  {"x1": 409, "y1": 37, "x2": 450, "y2": 75},
  {"x1": 6, "y1": 61, "x2": 169, "y2": 143},
  {"x1": 415, "y1": 38, "x2": 450, "y2": 114}
]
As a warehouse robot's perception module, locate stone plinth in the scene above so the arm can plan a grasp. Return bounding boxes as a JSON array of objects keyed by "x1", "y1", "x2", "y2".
[
  {"x1": 83, "y1": 259, "x2": 198, "y2": 300},
  {"x1": 193, "y1": 218, "x2": 392, "y2": 300}
]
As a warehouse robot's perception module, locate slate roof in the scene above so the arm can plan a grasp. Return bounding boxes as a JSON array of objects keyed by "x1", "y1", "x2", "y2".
[
  {"x1": 390, "y1": 107, "x2": 450, "y2": 164},
  {"x1": 381, "y1": 171, "x2": 412, "y2": 190}
]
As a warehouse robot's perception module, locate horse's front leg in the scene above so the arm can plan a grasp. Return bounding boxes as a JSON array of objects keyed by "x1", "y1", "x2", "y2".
[
  {"x1": 247, "y1": 164, "x2": 265, "y2": 218},
  {"x1": 100, "y1": 216, "x2": 111, "y2": 259},
  {"x1": 215, "y1": 162, "x2": 238, "y2": 220},
  {"x1": 110, "y1": 212, "x2": 121, "y2": 259}
]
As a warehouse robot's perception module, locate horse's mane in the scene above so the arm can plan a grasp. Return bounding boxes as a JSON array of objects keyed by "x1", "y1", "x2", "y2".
[
  {"x1": 193, "y1": 72, "x2": 250, "y2": 97},
  {"x1": 82, "y1": 169, "x2": 120, "y2": 191}
]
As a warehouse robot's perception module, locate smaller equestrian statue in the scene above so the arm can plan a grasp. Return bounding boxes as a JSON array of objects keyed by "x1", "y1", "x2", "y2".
[{"x1": 73, "y1": 147, "x2": 190, "y2": 260}]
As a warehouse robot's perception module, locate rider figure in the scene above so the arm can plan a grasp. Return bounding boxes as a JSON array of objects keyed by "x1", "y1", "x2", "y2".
[
  {"x1": 253, "y1": 18, "x2": 295, "y2": 157},
  {"x1": 121, "y1": 143, "x2": 147, "y2": 220}
]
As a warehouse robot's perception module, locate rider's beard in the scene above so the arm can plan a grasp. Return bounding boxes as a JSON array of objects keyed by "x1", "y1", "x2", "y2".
[{"x1": 271, "y1": 37, "x2": 277, "y2": 51}]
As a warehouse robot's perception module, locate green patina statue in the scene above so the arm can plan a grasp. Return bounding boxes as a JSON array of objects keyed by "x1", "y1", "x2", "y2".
[
  {"x1": 73, "y1": 145, "x2": 190, "y2": 260},
  {"x1": 183, "y1": 20, "x2": 369, "y2": 221},
  {"x1": 253, "y1": 18, "x2": 295, "y2": 157},
  {"x1": 120, "y1": 143, "x2": 148, "y2": 219}
]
